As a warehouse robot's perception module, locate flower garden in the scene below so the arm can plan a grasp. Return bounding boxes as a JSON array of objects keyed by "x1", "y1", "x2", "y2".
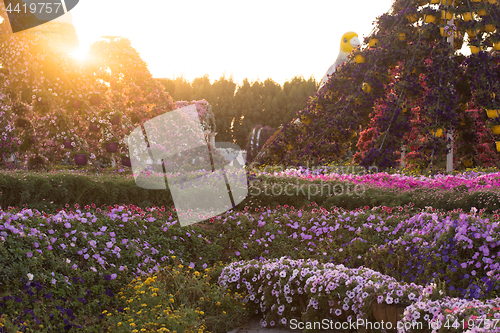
[
  {"x1": 3, "y1": 0, "x2": 500, "y2": 332},
  {"x1": 0, "y1": 167, "x2": 499, "y2": 332}
]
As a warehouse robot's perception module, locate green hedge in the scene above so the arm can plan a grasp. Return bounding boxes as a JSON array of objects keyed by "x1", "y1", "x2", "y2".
[
  {"x1": 2, "y1": 171, "x2": 500, "y2": 213},
  {"x1": 0, "y1": 172, "x2": 175, "y2": 210}
]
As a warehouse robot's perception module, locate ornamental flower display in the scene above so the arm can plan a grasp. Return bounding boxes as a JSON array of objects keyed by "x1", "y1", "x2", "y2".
[
  {"x1": 218, "y1": 258, "x2": 426, "y2": 328},
  {"x1": 255, "y1": 0, "x2": 500, "y2": 171},
  {"x1": 0, "y1": 20, "x2": 221, "y2": 170}
]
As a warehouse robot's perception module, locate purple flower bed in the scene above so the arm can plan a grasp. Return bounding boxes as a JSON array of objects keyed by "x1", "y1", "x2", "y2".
[{"x1": 0, "y1": 192, "x2": 498, "y2": 331}]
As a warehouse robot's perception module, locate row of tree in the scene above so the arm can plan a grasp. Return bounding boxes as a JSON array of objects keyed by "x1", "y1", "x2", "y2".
[{"x1": 156, "y1": 76, "x2": 318, "y2": 150}]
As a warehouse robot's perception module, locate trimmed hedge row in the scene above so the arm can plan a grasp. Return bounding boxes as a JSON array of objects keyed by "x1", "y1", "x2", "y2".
[
  {"x1": 1, "y1": 171, "x2": 500, "y2": 213},
  {"x1": 0, "y1": 172, "x2": 175, "y2": 211}
]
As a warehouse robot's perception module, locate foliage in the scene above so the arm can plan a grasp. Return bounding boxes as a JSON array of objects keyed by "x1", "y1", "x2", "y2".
[
  {"x1": 0, "y1": 167, "x2": 500, "y2": 330},
  {"x1": 158, "y1": 76, "x2": 317, "y2": 148},
  {"x1": 254, "y1": 0, "x2": 500, "y2": 170}
]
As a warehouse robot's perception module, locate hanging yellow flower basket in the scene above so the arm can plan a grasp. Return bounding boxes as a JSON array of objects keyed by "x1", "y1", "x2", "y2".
[
  {"x1": 440, "y1": 27, "x2": 451, "y2": 37},
  {"x1": 431, "y1": 128, "x2": 443, "y2": 137},
  {"x1": 487, "y1": 109, "x2": 500, "y2": 118},
  {"x1": 494, "y1": 43, "x2": 500, "y2": 50},
  {"x1": 431, "y1": 0, "x2": 440, "y2": 3},
  {"x1": 493, "y1": 125, "x2": 500, "y2": 135},
  {"x1": 467, "y1": 29, "x2": 477, "y2": 37},
  {"x1": 362, "y1": 82, "x2": 372, "y2": 93},
  {"x1": 369, "y1": 38, "x2": 379, "y2": 47},
  {"x1": 485, "y1": 24, "x2": 496, "y2": 33},
  {"x1": 406, "y1": 13, "x2": 418, "y2": 23},
  {"x1": 301, "y1": 115, "x2": 312, "y2": 125},
  {"x1": 463, "y1": 12, "x2": 473, "y2": 21},
  {"x1": 399, "y1": 32, "x2": 406, "y2": 41},
  {"x1": 354, "y1": 54, "x2": 366, "y2": 63},
  {"x1": 441, "y1": 11, "x2": 453, "y2": 20},
  {"x1": 425, "y1": 15, "x2": 437, "y2": 24},
  {"x1": 488, "y1": 0, "x2": 498, "y2": 3},
  {"x1": 496, "y1": 142, "x2": 500, "y2": 152},
  {"x1": 477, "y1": 9, "x2": 488, "y2": 17}
]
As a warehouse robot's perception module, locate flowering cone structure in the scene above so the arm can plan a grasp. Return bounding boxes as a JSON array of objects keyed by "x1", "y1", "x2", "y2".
[
  {"x1": 0, "y1": 14, "x2": 220, "y2": 169},
  {"x1": 255, "y1": 0, "x2": 500, "y2": 170}
]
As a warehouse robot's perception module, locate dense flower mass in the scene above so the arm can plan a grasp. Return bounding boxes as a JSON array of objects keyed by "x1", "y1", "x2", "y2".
[
  {"x1": 254, "y1": 0, "x2": 500, "y2": 170},
  {"x1": 263, "y1": 168, "x2": 500, "y2": 190},
  {"x1": 219, "y1": 258, "x2": 500, "y2": 332}
]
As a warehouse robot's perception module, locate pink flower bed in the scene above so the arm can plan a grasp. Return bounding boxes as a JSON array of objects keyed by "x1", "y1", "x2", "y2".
[{"x1": 266, "y1": 169, "x2": 500, "y2": 191}]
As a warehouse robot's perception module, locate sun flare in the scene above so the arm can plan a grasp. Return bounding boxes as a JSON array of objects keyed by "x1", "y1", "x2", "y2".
[{"x1": 69, "y1": 45, "x2": 89, "y2": 61}]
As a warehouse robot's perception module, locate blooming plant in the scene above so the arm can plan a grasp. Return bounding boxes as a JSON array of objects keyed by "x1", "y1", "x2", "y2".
[{"x1": 218, "y1": 257, "x2": 426, "y2": 328}]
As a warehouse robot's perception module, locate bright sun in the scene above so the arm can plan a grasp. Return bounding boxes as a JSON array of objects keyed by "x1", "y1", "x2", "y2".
[{"x1": 69, "y1": 45, "x2": 89, "y2": 61}]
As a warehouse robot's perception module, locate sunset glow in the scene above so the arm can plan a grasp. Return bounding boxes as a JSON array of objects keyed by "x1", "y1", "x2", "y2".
[{"x1": 69, "y1": 0, "x2": 396, "y2": 85}]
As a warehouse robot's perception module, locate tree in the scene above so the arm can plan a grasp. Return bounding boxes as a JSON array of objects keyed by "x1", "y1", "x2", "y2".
[
  {"x1": 155, "y1": 75, "x2": 318, "y2": 149},
  {"x1": 211, "y1": 76, "x2": 237, "y2": 144},
  {"x1": 255, "y1": 0, "x2": 500, "y2": 171}
]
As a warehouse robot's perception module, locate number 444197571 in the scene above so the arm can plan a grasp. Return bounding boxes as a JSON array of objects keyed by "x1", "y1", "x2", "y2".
[{"x1": 6, "y1": 2, "x2": 63, "y2": 14}]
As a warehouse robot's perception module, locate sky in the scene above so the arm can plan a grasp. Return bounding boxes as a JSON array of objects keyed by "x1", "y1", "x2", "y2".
[{"x1": 67, "y1": 0, "x2": 396, "y2": 86}]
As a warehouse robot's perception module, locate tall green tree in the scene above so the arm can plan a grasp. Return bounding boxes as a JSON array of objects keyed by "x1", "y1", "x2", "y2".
[
  {"x1": 155, "y1": 75, "x2": 318, "y2": 149},
  {"x1": 211, "y1": 76, "x2": 237, "y2": 144}
]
